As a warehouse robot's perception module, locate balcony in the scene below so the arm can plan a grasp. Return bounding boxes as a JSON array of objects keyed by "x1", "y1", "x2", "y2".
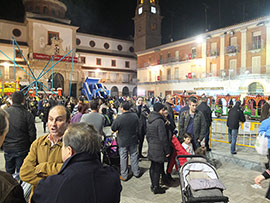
[
  {"x1": 207, "y1": 50, "x2": 219, "y2": 58},
  {"x1": 226, "y1": 45, "x2": 239, "y2": 56},
  {"x1": 248, "y1": 40, "x2": 264, "y2": 53}
]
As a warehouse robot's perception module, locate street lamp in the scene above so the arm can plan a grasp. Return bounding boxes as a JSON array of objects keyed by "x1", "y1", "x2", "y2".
[{"x1": 196, "y1": 36, "x2": 204, "y2": 44}]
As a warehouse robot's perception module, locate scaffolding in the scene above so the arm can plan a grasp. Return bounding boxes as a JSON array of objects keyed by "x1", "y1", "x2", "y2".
[{"x1": 0, "y1": 37, "x2": 75, "y2": 97}]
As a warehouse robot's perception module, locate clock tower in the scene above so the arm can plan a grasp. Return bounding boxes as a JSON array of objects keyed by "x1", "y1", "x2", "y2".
[{"x1": 133, "y1": 0, "x2": 162, "y2": 52}]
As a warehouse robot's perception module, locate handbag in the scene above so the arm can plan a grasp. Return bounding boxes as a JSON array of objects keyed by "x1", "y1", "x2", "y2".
[{"x1": 255, "y1": 132, "x2": 268, "y2": 155}]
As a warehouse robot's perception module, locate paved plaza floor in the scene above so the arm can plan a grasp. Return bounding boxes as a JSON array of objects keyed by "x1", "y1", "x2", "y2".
[{"x1": 1, "y1": 119, "x2": 270, "y2": 202}]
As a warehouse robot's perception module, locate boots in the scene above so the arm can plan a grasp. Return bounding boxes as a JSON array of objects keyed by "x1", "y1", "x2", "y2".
[{"x1": 150, "y1": 186, "x2": 166, "y2": 194}]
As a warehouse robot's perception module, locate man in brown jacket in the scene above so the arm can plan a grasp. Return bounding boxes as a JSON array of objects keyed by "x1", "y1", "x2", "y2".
[{"x1": 20, "y1": 105, "x2": 70, "y2": 201}]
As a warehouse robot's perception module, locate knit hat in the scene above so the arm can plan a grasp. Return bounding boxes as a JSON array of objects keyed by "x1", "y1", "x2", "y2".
[{"x1": 153, "y1": 103, "x2": 165, "y2": 112}]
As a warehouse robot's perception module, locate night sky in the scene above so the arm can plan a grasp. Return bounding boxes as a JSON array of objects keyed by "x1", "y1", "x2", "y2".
[{"x1": 0, "y1": 0, "x2": 269, "y2": 43}]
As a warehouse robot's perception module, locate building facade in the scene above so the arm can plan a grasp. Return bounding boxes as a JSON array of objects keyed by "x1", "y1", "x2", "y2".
[
  {"x1": 136, "y1": 15, "x2": 270, "y2": 98},
  {"x1": 0, "y1": 0, "x2": 137, "y2": 97},
  {"x1": 76, "y1": 33, "x2": 137, "y2": 97}
]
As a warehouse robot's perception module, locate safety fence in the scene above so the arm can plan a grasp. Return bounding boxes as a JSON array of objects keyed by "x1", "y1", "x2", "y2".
[{"x1": 210, "y1": 118, "x2": 261, "y2": 148}]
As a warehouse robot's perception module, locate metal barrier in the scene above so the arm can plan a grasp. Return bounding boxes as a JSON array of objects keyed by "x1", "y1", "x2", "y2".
[{"x1": 210, "y1": 118, "x2": 261, "y2": 148}]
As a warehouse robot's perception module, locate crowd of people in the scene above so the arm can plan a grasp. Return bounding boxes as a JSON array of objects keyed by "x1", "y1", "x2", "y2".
[{"x1": 4, "y1": 91, "x2": 270, "y2": 201}]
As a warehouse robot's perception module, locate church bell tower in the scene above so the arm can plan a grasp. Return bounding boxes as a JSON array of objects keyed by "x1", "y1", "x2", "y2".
[{"x1": 133, "y1": 0, "x2": 162, "y2": 52}]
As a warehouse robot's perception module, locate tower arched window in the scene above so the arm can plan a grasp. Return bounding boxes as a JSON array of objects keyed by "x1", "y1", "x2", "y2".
[{"x1": 52, "y1": 9, "x2": 56, "y2": 16}]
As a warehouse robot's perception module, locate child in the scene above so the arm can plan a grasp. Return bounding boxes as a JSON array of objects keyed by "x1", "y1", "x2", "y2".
[
  {"x1": 167, "y1": 133, "x2": 191, "y2": 175},
  {"x1": 182, "y1": 133, "x2": 195, "y2": 155}
]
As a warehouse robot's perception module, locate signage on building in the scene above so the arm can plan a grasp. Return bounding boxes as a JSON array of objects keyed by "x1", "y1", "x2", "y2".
[
  {"x1": 194, "y1": 87, "x2": 224, "y2": 90},
  {"x1": 33, "y1": 53, "x2": 78, "y2": 63},
  {"x1": 188, "y1": 72, "x2": 192, "y2": 79},
  {"x1": 157, "y1": 76, "x2": 160, "y2": 80}
]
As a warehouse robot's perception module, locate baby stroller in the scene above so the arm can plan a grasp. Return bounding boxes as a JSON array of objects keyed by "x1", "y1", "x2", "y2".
[
  {"x1": 102, "y1": 134, "x2": 120, "y2": 172},
  {"x1": 176, "y1": 155, "x2": 229, "y2": 203}
]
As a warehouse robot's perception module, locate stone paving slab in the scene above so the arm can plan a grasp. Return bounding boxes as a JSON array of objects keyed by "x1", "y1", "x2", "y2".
[
  {"x1": 1, "y1": 119, "x2": 270, "y2": 202},
  {"x1": 210, "y1": 141, "x2": 268, "y2": 172}
]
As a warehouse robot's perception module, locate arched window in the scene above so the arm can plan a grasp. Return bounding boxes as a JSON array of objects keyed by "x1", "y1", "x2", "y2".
[
  {"x1": 122, "y1": 86, "x2": 129, "y2": 96},
  {"x1": 43, "y1": 6, "x2": 48, "y2": 15},
  {"x1": 248, "y1": 82, "x2": 264, "y2": 95},
  {"x1": 111, "y1": 86, "x2": 119, "y2": 97}
]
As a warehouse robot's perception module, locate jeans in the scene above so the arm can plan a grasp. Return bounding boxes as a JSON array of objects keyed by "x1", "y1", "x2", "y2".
[
  {"x1": 119, "y1": 144, "x2": 140, "y2": 179},
  {"x1": 4, "y1": 149, "x2": 29, "y2": 175},
  {"x1": 228, "y1": 128, "x2": 238, "y2": 153}
]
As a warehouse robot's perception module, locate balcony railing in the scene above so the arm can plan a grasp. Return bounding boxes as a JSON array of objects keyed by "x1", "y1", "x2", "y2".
[
  {"x1": 226, "y1": 45, "x2": 239, "y2": 54},
  {"x1": 207, "y1": 50, "x2": 219, "y2": 57},
  {"x1": 143, "y1": 55, "x2": 197, "y2": 67}
]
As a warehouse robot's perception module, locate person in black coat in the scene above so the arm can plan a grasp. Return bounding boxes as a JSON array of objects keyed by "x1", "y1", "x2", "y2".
[
  {"x1": 197, "y1": 96, "x2": 212, "y2": 151},
  {"x1": 0, "y1": 108, "x2": 26, "y2": 203},
  {"x1": 41, "y1": 100, "x2": 51, "y2": 133},
  {"x1": 111, "y1": 101, "x2": 141, "y2": 181},
  {"x1": 227, "y1": 101, "x2": 246, "y2": 154},
  {"x1": 32, "y1": 122, "x2": 121, "y2": 203},
  {"x1": 3, "y1": 92, "x2": 36, "y2": 176},
  {"x1": 146, "y1": 103, "x2": 170, "y2": 194},
  {"x1": 260, "y1": 97, "x2": 270, "y2": 122},
  {"x1": 135, "y1": 97, "x2": 150, "y2": 159}
]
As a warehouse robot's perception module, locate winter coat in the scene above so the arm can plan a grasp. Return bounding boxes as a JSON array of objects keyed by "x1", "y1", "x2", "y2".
[
  {"x1": 20, "y1": 135, "x2": 63, "y2": 201},
  {"x1": 70, "y1": 112, "x2": 83, "y2": 124},
  {"x1": 41, "y1": 104, "x2": 50, "y2": 123},
  {"x1": 227, "y1": 102, "x2": 246, "y2": 129},
  {"x1": 164, "y1": 102, "x2": 175, "y2": 121},
  {"x1": 165, "y1": 114, "x2": 176, "y2": 142},
  {"x1": 171, "y1": 135, "x2": 189, "y2": 166},
  {"x1": 0, "y1": 171, "x2": 25, "y2": 203},
  {"x1": 260, "y1": 102, "x2": 270, "y2": 122},
  {"x1": 3, "y1": 104, "x2": 36, "y2": 152},
  {"x1": 178, "y1": 110, "x2": 207, "y2": 142},
  {"x1": 197, "y1": 102, "x2": 212, "y2": 128},
  {"x1": 111, "y1": 112, "x2": 139, "y2": 147},
  {"x1": 146, "y1": 111, "x2": 170, "y2": 163},
  {"x1": 136, "y1": 104, "x2": 150, "y2": 137},
  {"x1": 32, "y1": 152, "x2": 121, "y2": 203}
]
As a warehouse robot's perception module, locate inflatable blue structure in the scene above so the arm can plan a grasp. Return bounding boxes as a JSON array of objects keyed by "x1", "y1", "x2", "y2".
[{"x1": 81, "y1": 77, "x2": 110, "y2": 100}]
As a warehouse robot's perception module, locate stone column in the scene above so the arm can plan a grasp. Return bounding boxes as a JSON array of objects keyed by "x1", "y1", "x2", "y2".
[
  {"x1": 220, "y1": 34, "x2": 225, "y2": 71},
  {"x1": 201, "y1": 41, "x2": 207, "y2": 73},
  {"x1": 266, "y1": 24, "x2": 270, "y2": 73},
  {"x1": 241, "y1": 29, "x2": 247, "y2": 70}
]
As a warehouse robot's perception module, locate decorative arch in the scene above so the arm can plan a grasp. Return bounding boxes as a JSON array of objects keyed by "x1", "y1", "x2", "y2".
[
  {"x1": 133, "y1": 87, "x2": 137, "y2": 96},
  {"x1": 111, "y1": 86, "x2": 119, "y2": 97},
  {"x1": 248, "y1": 82, "x2": 264, "y2": 95},
  {"x1": 122, "y1": 86, "x2": 129, "y2": 96},
  {"x1": 49, "y1": 72, "x2": 64, "y2": 91}
]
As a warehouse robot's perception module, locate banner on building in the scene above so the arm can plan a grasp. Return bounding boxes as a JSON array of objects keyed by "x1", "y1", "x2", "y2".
[{"x1": 33, "y1": 53, "x2": 79, "y2": 63}]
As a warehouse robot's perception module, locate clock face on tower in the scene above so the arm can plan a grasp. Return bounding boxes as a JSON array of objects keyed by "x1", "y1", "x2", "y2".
[
  {"x1": 151, "y1": 6, "x2": 156, "y2": 14},
  {"x1": 138, "y1": 7, "x2": 143, "y2": 15}
]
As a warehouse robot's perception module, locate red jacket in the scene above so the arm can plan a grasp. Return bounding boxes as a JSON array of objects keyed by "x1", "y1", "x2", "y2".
[{"x1": 171, "y1": 135, "x2": 190, "y2": 166}]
